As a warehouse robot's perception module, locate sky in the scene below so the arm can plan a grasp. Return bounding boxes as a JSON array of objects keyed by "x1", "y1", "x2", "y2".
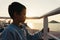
[{"x1": 0, "y1": 0, "x2": 60, "y2": 22}]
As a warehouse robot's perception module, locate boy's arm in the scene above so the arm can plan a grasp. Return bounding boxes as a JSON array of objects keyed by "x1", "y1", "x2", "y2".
[
  {"x1": 31, "y1": 31, "x2": 43, "y2": 40},
  {"x1": 27, "y1": 28, "x2": 49, "y2": 40},
  {"x1": 26, "y1": 30, "x2": 43, "y2": 40}
]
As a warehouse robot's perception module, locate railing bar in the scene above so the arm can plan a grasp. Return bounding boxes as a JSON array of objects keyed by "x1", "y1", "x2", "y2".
[
  {"x1": 0, "y1": 7, "x2": 60, "y2": 19},
  {"x1": 43, "y1": 17, "x2": 48, "y2": 40},
  {"x1": 48, "y1": 33, "x2": 60, "y2": 40}
]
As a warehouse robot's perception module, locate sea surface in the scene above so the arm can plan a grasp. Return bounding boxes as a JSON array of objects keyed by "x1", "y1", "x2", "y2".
[
  {"x1": 27, "y1": 22, "x2": 60, "y2": 32},
  {"x1": 27, "y1": 22, "x2": 60, "y2": 38}
]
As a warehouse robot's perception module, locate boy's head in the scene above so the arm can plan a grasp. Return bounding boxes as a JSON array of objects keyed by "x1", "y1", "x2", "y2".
[{"x1": 8, "y1": 2, "x2": 26, "y2": 23}]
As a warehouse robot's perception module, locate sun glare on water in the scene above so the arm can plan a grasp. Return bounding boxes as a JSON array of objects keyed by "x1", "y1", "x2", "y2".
[{"x1": 27, "y1": 22, "x2": 34, "y2": 29}]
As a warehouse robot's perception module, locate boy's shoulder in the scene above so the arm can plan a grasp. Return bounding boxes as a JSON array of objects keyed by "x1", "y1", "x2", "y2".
[
  {"x1": 5, "y1": 24, "x2": 18, "y2": 33},
  {"x1": 1, "y1": 24, "x2": 18, "y2": 37},
  {"x1": 0, "y1": 24, "x2": 20, "y2": 40},
  {"x1": 2, "y1": 24, "x2": 15, "y2": 34}
]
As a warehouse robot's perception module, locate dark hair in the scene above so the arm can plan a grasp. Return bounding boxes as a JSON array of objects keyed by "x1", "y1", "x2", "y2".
[{"x1": 8, "y1": 2, "x2": 26, "y2": 19}]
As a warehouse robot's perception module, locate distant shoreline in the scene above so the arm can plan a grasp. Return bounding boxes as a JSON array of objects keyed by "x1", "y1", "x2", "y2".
[{"x1": 49, "y1": 20, "x2": 60, "y2": 23}]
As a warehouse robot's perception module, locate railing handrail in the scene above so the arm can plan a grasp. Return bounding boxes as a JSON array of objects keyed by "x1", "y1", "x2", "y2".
[
  {"x1": 0, "y1": 7, "x2": 60, "y2": 19},
  {"x1": 48, "y1": 33, "x2": 60, "y2": 40},
  {"x1": 40, "y1": 7, "x2": 60, "y2": 18}
]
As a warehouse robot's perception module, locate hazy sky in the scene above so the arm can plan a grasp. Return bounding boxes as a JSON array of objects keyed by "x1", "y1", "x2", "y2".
[{"x1": 0, "y1": 0, "x2": 60, "y2": 21}]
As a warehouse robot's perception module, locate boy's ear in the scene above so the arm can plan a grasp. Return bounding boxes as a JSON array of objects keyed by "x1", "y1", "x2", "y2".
[{"x1": 13, "y1": 12, "x2": 18, "y2": 18}]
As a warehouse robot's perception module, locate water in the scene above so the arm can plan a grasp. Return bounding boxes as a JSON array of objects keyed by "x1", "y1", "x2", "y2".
[
  {"x1": 27, "y1": 22, "x2": 60, "y2": 32},
  {"x1": 27, "y1": 22, "x2": 60, "y2": 38},
  {"x1": 49, "y1": 23, "x2": 60, "y2": 32}
]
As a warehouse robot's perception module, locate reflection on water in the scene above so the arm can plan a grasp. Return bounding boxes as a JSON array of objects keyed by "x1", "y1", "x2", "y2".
[
  {"x1": 49, "y1": 23, "x2": 60, "y2": 32},
  {"x1": 27, "y1": 22, "x2": 43, "y2": 30},
  {"x1": 27, "y1": 22, "x2": 60, "y2": 38},
  {"x1": 27, "y1": 22, "x2": 60, "y2": 32}
]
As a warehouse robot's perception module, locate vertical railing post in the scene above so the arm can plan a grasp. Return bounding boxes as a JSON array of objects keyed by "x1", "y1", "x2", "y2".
[{"x1": 43, "y1": 17, "x2": 48, "y2": 40}]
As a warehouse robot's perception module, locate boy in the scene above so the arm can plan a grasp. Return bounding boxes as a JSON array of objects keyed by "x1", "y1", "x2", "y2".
[{"x1": 1, "y1": 2, "x2": 43, "y2": 40}]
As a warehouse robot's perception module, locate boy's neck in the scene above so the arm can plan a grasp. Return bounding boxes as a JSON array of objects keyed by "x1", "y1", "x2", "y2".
[
  {"x1": 12, "y1": 20, "x2": 24, "y2": 27},
  {"x1": 12, "y1": 22, "x2": 19, "y2": 26},
  {"x1": 12, "y1": 20, "x2": 19, "y2": 26}
]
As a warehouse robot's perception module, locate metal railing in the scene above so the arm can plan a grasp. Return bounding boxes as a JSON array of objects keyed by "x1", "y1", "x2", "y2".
[
  {"x1": 0, "y1": 7, "x2": 60, "y2": 40},
  {"x1": 39, "y1": 7, "x2": 60, "y2": 40},
  {"x1": 27, "y1": 7, "x2": 60, "y2": 40},
  {"x1": 40, "y1": 7, "x2": 60, "y2": 40}
]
